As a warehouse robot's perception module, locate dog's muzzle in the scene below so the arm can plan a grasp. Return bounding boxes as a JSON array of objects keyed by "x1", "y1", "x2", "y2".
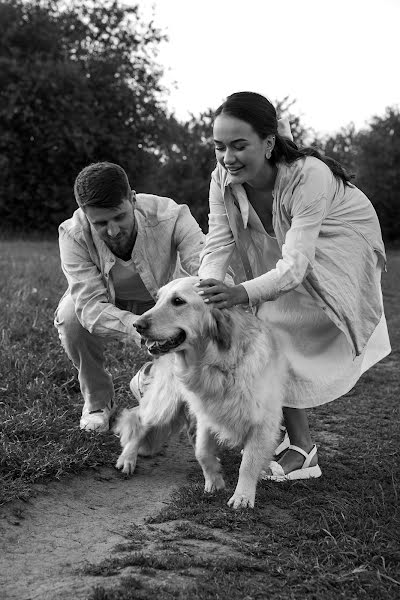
[{"x1": 144, "y1": 330, "x2": 186, "y2": 355}]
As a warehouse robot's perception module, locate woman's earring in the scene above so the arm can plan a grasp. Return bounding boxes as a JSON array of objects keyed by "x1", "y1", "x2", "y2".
[{"x1": 265, "y1": 149, "x2": 272, "y2": 160}]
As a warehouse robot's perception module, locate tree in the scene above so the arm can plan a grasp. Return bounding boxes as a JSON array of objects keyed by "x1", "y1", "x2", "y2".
[
  {"x1": 355, "y1": 107, "x2": 400, "y2": 242},
  {"x1": 139, "y1": 111, "x2": 216, "y2": 231},
  {"x1": 0, "y1": 0, "x2": 169, "y2": 232},
  {"x1": 321, "y1": 123, "x2": 358, "y2": 178},
  {"x1": 313, "y1": 108, "x2": 400, "y2": 242},
  {"x1": 275, "y1": 96, "x2": 310, "y2": 147}
]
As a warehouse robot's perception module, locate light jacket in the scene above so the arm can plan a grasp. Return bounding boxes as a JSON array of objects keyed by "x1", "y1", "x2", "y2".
[
  {"x1": 58, "y1": 193, "x2": 205, "y2": 340},
  {"x1": 199, "y1": 157, "x2": 386, "y2": 357}
]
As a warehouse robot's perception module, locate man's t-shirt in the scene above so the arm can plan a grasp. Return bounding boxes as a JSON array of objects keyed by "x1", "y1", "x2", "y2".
[{"x1": 111, "y1": 256, "x2": 155, "y2": 315}]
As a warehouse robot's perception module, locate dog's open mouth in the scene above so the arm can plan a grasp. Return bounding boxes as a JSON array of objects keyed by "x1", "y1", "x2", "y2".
[{"x1": 144, "y1": 330, "x2": 186, "y2": 355}]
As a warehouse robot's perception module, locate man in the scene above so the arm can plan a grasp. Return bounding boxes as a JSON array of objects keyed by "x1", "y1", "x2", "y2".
[{"x1": 55, "y1": 161, "x2": 205, "y2": 432}]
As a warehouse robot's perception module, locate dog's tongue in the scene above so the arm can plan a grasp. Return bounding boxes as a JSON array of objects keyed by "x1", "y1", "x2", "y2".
[
  {"x1": 144, "y1": 332, "x2": 185, "y2": 355},
  {"x1": 145, "y1": 339, "x2": 170, "y2": 352},
  {"x1": 145, "y1": 339, "x2": 170, "y2": 356}
]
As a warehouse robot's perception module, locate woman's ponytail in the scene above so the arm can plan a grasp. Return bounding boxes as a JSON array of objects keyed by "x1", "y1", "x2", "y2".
[{"x1": 273, "y1": 135, "x2": 354, "y2": 187}]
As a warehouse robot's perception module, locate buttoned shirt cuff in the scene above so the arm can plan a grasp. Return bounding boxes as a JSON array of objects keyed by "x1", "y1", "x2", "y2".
[{"x1": 241, "y1": 245, "x2": 310, "y2": 305}]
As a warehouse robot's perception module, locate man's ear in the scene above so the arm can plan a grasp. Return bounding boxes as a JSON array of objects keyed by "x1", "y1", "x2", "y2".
[
  {"x1": 205, "y1": 308, "x2": 232, "y2": 351},
  {"x1": 130, "y1": 190, "x2": 136, "y2": 205}
]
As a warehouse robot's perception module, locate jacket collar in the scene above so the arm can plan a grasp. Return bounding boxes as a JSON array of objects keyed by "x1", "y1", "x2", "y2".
[{"x1": 221, "y1": 162, "x2": 284, "y2": 230}]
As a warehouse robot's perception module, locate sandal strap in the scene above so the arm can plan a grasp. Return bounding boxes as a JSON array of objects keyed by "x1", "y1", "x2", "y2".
[{"x1": 288, "y1": 444, "x2": 317, "y2": 469}]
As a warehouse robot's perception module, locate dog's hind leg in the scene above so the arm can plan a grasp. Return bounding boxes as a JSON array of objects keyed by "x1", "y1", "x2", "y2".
[
  {"x1": 228, "y1": 420, "x2": 279, "y2": 509},
  {"x1": 195, "y1": 421, "x2": 225, "y2": 493}
]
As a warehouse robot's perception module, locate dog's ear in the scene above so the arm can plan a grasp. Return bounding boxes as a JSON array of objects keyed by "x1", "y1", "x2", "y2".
[{"x1": 205, "y1": 308, "x2": 233, "y2": 351}]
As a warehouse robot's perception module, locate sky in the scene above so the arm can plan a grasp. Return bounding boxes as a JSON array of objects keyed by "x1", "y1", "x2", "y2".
[{"x1": 128, "y1": 0, "x2": 400, "y2": 137}]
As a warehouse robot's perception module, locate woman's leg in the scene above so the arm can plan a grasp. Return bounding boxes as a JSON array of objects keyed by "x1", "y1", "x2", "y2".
[{"x1": 277, "y1": 407, "x2": 318, "y2": 472}]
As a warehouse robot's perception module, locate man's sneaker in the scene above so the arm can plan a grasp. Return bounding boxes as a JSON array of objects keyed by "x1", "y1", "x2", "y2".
[
  {"x1": 80, "y1": 400, "x2": 116, "y2": 432},
  {"x1": 130, "y1": 362, "x2": 153, "y2": 402}
]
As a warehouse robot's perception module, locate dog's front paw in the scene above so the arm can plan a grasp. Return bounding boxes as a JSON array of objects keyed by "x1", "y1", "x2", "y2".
[
  {"x1": 115, "y1": 453, "x2": 137, "y2": 475},
  {"x1": 227, "y1": 492, "x2": 255, "y2": 510},
  {"x1": 204, "y1": 474, "x2": 225, "y2": 493}
]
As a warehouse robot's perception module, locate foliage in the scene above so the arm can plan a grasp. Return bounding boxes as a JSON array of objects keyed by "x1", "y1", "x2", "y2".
[
  {"x1": 319, "y1": 107, "x2": 400, "y2": 242},
  {"x1": 275, "y1": 95, "x2": 311, "y2": 147},
  {"x1": 0, "y1": 0, "x2": 398, "y2": 241},
  {"x1": 139, "y1": 111, "x2": 216, "y2": 231},
  {"x1": 320, "y1": 123, "x2": 359, "y2": 177},
  {"x1": 355, "y1": 107, "x2": 400, "y2": 242},
  {"x1": 0, "y1": 0, "x2": 168, "y2": 232}
]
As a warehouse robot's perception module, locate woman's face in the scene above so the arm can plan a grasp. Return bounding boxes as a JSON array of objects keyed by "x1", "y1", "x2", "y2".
[{"x1": 213, "y1": 113, "x2": 274, "y2": 187}]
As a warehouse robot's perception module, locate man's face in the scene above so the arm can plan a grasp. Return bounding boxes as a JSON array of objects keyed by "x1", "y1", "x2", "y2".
[{"x1": 84, "y1": 193, "x2": 137, "y2": 259}]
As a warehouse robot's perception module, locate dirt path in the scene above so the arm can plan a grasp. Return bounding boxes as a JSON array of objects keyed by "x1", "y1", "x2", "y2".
[
  {"x1": 0, "y1": 435, "x2": 194, "y2": 600},
  {"x1": 0, "y1": 426, "x2": 344, "y2": 600}
]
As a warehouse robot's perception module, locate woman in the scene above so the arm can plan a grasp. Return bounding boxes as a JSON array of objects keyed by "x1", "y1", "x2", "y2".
[{"x1": 196, "y1": 91, "x2": 391, "y2": 481}]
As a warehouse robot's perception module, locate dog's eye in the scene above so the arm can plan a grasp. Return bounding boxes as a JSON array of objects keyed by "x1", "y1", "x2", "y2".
[{"x1": 172, "y1": 296, "x2": 186, "y2": 306}]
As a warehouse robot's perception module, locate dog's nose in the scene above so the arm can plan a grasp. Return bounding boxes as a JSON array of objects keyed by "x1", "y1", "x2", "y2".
[{"x1": 134, "y1": 317, "x2": 149, "y2": 335}]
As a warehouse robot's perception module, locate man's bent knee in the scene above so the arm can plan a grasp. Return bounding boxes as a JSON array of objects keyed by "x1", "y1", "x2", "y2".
[{"x1": 54, "y1": 294, "x2": 92, "y2": 352}]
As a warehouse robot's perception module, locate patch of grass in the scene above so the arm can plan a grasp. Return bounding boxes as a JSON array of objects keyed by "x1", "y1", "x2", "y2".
[
  {"x1": 87, "y1": 424, "x2": 399, "y2": 600},
  {"x1": 0, "y1": 240, "x2": 147, "y2": 505},
  {"x1": 2, "y1": 240, "x2": 400, "y2": 600}
]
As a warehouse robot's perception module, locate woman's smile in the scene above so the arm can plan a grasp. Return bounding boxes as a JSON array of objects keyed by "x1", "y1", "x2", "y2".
[{"x1": 226, "y1": 165, "x2": 244, "y2": 174}]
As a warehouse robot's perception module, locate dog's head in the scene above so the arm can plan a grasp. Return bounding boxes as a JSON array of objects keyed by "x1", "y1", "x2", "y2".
[{"x1": 134, "y1": 277, "x2": 233, "y2": 356}]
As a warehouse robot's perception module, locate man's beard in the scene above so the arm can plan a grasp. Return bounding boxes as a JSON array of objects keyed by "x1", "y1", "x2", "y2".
[{"x1": 106, "y1": 227, "x2": 137, "y2": 260}]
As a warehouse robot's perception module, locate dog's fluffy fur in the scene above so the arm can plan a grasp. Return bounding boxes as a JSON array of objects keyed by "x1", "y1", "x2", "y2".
[{"x1": 115, "y1": 276, "x2": 285, "y2": 509}]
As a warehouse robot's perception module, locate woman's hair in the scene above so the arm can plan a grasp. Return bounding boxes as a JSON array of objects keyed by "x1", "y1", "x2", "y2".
[
  {"x1": 74, "y1": 162, "x2": 131, "y2": 209},
  {"x1": 215, "y1": 91, "x2": 353, "y2": 186}
]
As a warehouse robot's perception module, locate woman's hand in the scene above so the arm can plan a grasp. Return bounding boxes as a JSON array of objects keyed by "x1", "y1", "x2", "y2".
[{"x1": 194, "y1": 279, "x2": 249, "y2": 309}]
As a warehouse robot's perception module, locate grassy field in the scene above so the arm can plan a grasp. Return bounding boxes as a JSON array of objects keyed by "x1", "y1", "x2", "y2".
[
  {"x1": 1, "y1": 239, "x2": 399, "y2": 599},
  {"x1": 0, "y1": 239, "x2": 146, "y2": 505}
]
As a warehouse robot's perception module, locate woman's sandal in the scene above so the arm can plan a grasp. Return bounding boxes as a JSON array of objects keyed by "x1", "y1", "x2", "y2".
[
  {"x1": 241, "y1": 427, "x2": 289, "y2": 458},
  {"x1": 260, "y1": 444, "x2": 322, "y2": 482},
  {"x1": 274, "y1": 431, "x2": 290, "y2": 456}
]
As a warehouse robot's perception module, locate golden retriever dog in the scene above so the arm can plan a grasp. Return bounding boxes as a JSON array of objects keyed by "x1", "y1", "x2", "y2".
[{"x1": 115, "y1": 276, "x2": 285, "y2": 509}]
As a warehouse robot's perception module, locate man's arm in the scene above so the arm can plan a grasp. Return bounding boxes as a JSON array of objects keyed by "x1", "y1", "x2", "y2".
[{"x1": 59, "y1": 228, "x2": 141, "y2": 344}]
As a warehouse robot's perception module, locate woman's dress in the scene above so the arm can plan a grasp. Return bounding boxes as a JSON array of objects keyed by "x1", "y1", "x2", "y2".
[{"x1": 247, "y1": 203, "x2": 391, "y2": 408}]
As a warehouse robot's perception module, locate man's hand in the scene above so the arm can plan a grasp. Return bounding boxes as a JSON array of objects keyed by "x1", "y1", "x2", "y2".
[
  {"x1": 194, "y1": 279, "x2": 249, "y2": 309},
  {"x1": 122, "y1": 327, "x2": 143, "y2": 349}
]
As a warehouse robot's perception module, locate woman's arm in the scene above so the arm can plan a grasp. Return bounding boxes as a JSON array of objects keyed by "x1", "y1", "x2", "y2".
[
  {"x1": 172, "y1": 203, "x2": 206, "y2": 275},
  {"x1": 198, "y1": 169, "x2": 237, "y2": 281},
  {"x1": 199, "y1": 160, "x2": 331, "y2": 307}
]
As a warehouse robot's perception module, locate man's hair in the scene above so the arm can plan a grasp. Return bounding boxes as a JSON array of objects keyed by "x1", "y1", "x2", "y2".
[{"x1": 74, "y1": 162, "x2": 131, "y2": 209}]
